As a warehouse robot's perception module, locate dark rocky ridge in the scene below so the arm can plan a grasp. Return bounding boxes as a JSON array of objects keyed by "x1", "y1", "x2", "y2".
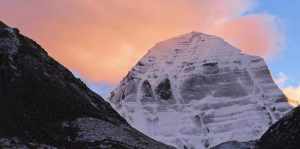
[
  {"x1": 0, "y1": 21, "x2": 174, "y2": 149},
  {"x1": 255, "y1": 106, "x2": 300, "y2": 149}
]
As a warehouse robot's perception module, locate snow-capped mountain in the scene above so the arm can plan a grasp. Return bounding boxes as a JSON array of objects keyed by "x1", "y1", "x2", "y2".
[
  {"x1": 109, "y1": 32, "x2": 291, "y2": 149},
  {"x1": 0, "y1": 20, "x2": 174, "y2": 149}
]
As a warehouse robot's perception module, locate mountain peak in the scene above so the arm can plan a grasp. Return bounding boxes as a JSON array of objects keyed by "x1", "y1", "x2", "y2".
[
  {"x1": 148, "y1": 32, "x2": 241, "y2": 65},
  {"x1": 110, "y1": 32, "x2": 291, "y2": 149}
]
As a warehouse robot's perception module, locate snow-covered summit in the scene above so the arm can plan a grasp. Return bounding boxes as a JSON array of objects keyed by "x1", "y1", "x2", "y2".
[
  {"x1": 110, "y1": 32, "x2": 291, "y2": 149},
  {"x1": 148, "y1": 31, "x2": 241, "y2": 58}
]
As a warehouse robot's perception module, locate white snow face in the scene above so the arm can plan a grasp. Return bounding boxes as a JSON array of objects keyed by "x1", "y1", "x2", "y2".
[{"x1": 109, "y1": 32, "x2": 291, "y2": 149}]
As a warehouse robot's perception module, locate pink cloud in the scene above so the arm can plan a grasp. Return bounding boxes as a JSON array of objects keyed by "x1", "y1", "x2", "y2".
[
  {"x1": 0, "y1": 0, "x2": 284, "y2": 83},
  {"x1": 210, "y1": 14, "x2": 284, "y2": 57}
]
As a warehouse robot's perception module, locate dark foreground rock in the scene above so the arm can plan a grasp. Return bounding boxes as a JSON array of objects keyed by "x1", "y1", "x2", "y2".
[
  {"x1": 256, "y1": 106, "x2": 300, "y2": 149},
  {"x1": 0, "y1": 20, "x2": 174, "y2": 149}
]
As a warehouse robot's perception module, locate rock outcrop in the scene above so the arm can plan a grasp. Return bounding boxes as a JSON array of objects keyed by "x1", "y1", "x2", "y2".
[
  {"x1": 110, "y1": 32, "x2": 291, "y2": 149},
  {"x1": 0, "y1": 21, "x2": 174, "y2": 149}
]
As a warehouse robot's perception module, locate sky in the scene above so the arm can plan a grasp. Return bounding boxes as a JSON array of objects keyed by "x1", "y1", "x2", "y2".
[
  {"x1": 0, "y1": 0, "x2": 299, "y2": 103},
  {"x1": 257, "y1": 1, "x2": 300, "y2": 105}
]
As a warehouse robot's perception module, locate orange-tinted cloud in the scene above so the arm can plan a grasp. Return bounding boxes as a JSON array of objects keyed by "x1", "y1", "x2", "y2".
[
  {"x1": 273, "y1": 72, "x2": 300, "y2": 106},
  {"x1": 283, "y1": 86, "x2": 300, "y2": 107},
  {"x1": 0, "y1": 0, "x2": 284, "y2": 83},
  {"x1": 211, "y1": 14, "x2": 284, "y2": 57}
]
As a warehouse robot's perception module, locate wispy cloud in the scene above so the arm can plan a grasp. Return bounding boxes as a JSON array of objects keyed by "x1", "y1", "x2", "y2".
[
  {"x1": 274, "y1": 72, "x2": 289, "y2": 86},
  {"x1": 1, "y1": 0, "x2": 284, "y2": 83},
  {"x1": 273, "y1": 72, "x2": 300, "y2": 106},
  {"x1": 283, "y1": 86, "x2": 300, "y2": 106}
]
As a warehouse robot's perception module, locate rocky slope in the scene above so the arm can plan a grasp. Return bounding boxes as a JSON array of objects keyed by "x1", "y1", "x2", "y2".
[
  {"x1": 109, "y1": 32, "x2": 291, "y2": 149},
  {"x1": 211, "y1": 141, "x2": 255, "y2": 149},
  {"x1": 255, "y1": 106, "x2": 300, "y2": 149},
  {"x1": 0, "y1": 21, "x2": 174, "y2": 149}
]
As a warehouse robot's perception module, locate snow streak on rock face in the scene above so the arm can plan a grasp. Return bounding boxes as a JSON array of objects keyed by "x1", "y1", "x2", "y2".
[{"x1": 110, "y1": 32, "x2": 291, "y2": 149}]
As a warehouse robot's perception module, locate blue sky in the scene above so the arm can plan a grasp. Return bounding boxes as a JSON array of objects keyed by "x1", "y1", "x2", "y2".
[{"x1": 258, "y1": 1, "x2": 300, "y2": 87}]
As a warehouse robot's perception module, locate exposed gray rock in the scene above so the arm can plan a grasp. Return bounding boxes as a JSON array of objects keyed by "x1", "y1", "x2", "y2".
[
  {"x1": 0, "y1": 21, "x2": 174, "y2": 149},
  {"x1": 141, "y1": 80, "x2": 156, "y2": 104},
  {"x1": 0, "y1": 138, "x2": 57, "y2": 149},
  {"x1": 155, "y1": 78, "x2": 174, "y2": 101}
]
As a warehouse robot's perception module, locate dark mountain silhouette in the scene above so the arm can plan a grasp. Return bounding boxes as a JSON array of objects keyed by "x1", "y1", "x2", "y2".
[{"x1": 0, "y1": 20, "x2": 174, "y2": 149}]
